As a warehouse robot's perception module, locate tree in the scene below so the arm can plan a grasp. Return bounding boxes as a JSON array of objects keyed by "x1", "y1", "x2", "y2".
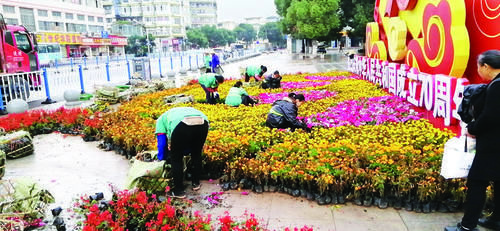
[
  {"x1": 186, "y1": 29, "x2": 208, "y2": 48},
  {"x1": 234, "y1": 24, "x2": 256, "y2": 44},
  {"x1": 125, "y1": 34, "x2": 155, "y2": 57},
  {"x1": 259, "y1": 22, "x2": 286, "y2": 46},
  {"x1": 220, "y1": 28, "x2": 237, "y2": 45},
  {"x1": 285, "y1": 0, "x2": 341, "y2": 39}
]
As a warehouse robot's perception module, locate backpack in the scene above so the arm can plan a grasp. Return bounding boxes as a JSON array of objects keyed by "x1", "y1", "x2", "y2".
[{"x1": 458, "y1": 78, "x2": 500, "y2": 123}]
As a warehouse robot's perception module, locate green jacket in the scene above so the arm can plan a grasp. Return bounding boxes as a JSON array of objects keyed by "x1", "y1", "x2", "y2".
[
  {"x1": 204, "y1": 56, "x2": 211, "y2": 68},
  {"x1": 225, "y1": 87, "x2": 248, "y2": 106},
  {"x1": 155, "y1": 107, "x2": 209, "y2": 139},
  {"x1": 246, "y1": 65, "x2": 261, "y2": 77},
  {"x1": 198, "y1": 73, "x2": 218, "y2": 88}
]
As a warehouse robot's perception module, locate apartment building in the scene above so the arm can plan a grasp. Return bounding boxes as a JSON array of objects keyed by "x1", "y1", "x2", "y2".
[
  {"x1": 0, "y1": 0, "x2": 127, "y2": 59},
  {"x1": 189, "y1": 0, "x2": 217, "y2": 28},
  {"x1": 0, "y1": 0, "x2": 106, "y2": 34}
]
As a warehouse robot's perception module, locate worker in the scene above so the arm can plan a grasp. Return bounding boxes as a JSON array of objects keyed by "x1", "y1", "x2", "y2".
[
  {"x1": 211, "y1": 52, "x2": 220, "y2": 73},
  {"x1": 225, "y1": 81, "x2": 257, "y2": 107},
  {"x1": 243, "y1": 65, "x2": 267, "y2": 82},
  {"x1": 266, "y1": 93, "x2": 310, "y2": 132},
  {"x1": 155, "y1": 107, "x2": 209, "y2": 198},
  {"x1": 261, "y1": 70, "x2": 282, "y2": 89},
  {"x1": 204, "y1": 52, "x2": 211, "y2": 73},
  {"x1": 199, "y1": 73, "x2": 224, "y2": 104}
]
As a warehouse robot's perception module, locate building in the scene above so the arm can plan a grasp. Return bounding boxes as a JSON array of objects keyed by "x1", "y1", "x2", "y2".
[
  {"x1": 217, "y1": 20, "x2": 237, "y2": 31},
  {"x1": 0, "y1": 0, "x2": 127, "y2": 60},
  {"x1": 243, "y1": 16, "x2": 280, "y2": 32},
  {"x1": 189, "y1": 0, "x2": 217, "y2": 28},
  {"x1": 115, "y1": 0, "x2": 191, "y2": 52}
]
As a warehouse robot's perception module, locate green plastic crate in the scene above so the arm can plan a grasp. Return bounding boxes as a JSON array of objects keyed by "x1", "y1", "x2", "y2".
[
  {"x1": 116, "y1": 85, "x2": 131, "y2": 92},
  {"x1": 80, "y1": 93, "x2": 93, "y2": 101}
]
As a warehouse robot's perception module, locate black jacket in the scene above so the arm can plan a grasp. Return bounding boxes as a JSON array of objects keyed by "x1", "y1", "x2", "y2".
[
  {"x1": 467, "y1": 73, "x2": 500, "y2": 180},
  {"x1": 262, "y1": 75, "x2": 282, "y2": 89},
  {"x1": 266, "y1": 98, "x2": 304, "y2": 130}
]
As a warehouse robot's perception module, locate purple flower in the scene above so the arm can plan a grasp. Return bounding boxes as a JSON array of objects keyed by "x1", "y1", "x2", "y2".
[{"x1": 303, "y1": 96, "x2": 422, "y2": 128}]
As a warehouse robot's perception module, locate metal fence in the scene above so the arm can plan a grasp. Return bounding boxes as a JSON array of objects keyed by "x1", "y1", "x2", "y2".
[{"x1": 0, "y1": 49, "x2": 259, "y2": 111}]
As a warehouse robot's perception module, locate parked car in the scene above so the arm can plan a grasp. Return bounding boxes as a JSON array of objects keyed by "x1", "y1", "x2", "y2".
[{"x1": 317, "y1": 46, "x2": 327, "y2": 54}]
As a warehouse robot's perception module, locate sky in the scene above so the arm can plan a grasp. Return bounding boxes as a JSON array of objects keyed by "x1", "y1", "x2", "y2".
[{"x1": 217, "y1": 0, "x2": 279, "y2": 23}]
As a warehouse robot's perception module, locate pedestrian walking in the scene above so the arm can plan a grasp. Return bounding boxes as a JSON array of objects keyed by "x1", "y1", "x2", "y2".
[{"x1": 445, "y1": 50, "x2": 500, "y2": 231}]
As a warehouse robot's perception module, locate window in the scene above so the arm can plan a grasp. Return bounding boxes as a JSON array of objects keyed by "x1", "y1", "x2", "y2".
[
  {"x1": 174, "y1": 18, "x2": 181, "y2": 25},
  {"x1": 4, "y1": 32, "x2": 14, "y2": 46},
  {"x1": 19, "y1": 8, "x2": 36, "y2": 31},
  {"x1": 97, "y1": 17, "x2": 103, "y2": 22},
  {"x1": 66, "y1": 23, "x2": 85, "y2": 32},
  {"x1": 5, "y1": 18, "x2": 18, "y2": 25},
  {"x1": 106, "y1": 18, "x2": 112, "y2": 23},
  {"x1": 77, "y1": 14, "x2": 85, "y2": 21},
  {"x1": 52, "y1": 11, "x2": 61, "y2": 17},
  {"x1": 2, "y1": 5, "x2": 15, "y2": 14},
  {"x1": 88, "y1": 25, "x2": 104, "y2": 33},
  {"x1": 38, "y1": 9, "x2": 48, "y2": 17},
  {"x1": 88, "y1": 16, "x2": 94, "y2": 21},
  {"x1": 65, "y1": 13, "x2": 74, "y2": 19},
  {"x1": 38, "y1": 21, "x2": 63, "y2": 31},
  {"x1": 14, "y1": 32, "x2": 32, "y2": 53}
]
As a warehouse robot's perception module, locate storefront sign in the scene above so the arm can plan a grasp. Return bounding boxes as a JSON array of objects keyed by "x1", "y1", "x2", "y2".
[
  {"x1": 110, "y1": 36, "x2": 128, "y2": 46},
  {"x1": 365, "y1": 0, "x2": 500, "y2": 83},
  {"x1": 81, "y1": 37, "x2": 112, "y2": 46},
  {"x1": 36, "y1": 32, "x2": 82, "y2": 45},
  {"x1": 349, "y1": 56, "x2": 468, "y2": 134}
]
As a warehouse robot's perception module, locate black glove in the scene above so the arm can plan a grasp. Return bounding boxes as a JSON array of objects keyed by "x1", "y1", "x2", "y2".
[{"x1": 301, "y1": 123, "x2": 312, "y2": 133}]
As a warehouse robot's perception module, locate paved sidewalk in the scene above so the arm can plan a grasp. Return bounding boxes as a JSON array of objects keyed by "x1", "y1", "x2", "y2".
[{"x1": 187, "y1": 181, "x2": 487, "y2": 231}]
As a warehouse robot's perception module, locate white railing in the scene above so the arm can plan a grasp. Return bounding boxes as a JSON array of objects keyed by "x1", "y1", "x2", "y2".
[
  {"x1": 0, "y1": 71, "x2": 46, "y2": 107},
  {"x1": 1, "y1": 49, "x2": 261, "y2": 111}
]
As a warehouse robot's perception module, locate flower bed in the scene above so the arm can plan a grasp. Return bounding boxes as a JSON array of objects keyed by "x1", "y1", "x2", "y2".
[
  {"x1": 301, "y1": 96, "x2": 421, "y2": 128},
  {"x1": 280, "y1": 81, "x2": 331, "y2": 89},
  {"x1": 2, "y1": 71, "x2": 470, "y2": 212},
  {"x1": 256, "y1": 91, "x2": 337, "y2": 104},
  {"x1": 77, "y1": 187, "x2": 312, "y2": 231},
  {"x1": 304, "y1": 75, "x2": 362, "y2": 81}
]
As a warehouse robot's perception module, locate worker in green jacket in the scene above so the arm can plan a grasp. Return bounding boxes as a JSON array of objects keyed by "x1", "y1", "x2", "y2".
[
  {"x1": 198, "y1": 73, "x2": 224, "y2": 104},
  {"x1": 204, "y1": 52, "x2": 211, "y2": 73},
  {"x1": 155, "y1": 107, "x2": 209, "y2": 198},
  {"x1": 243, "y1": 65, "x2": 267, "y2": 82},
  {"x1": 225, "y1": 81, "x2": 257, "y2": 107}
]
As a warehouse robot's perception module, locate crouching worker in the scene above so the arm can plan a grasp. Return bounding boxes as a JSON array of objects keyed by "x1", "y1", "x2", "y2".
[
  {"x1": 243, "y1": 65, "x2": 267, "y2": 82},
  {"x1": 266, "y1": 93, "x2": 310, "y2": 132},
  {"x1": 156, "y1": 107, "x2": 209, "y2": 198},
  {"x1": 199, "y1": 73, "x2": 224, "y2": 104},
  {"x1": 261, "y1": 70, "x2": 282, "y2": 89},
  {"x1": 225, "y1": 81, "x2": 257, "y2": 107}
]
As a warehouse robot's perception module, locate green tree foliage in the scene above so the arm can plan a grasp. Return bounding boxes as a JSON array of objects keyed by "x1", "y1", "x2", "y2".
[
  {"x1": 186, "y1": 26, "x2": 238, "y2": 48},
  {"x1": 234, "y1": 24, "x2": 257, "y2": 44},
  {"x1": 125, "y1": 35, "x2": 155, "y2": 57},
  {"x1": 258, "y1": 22, "x2": 286, "y2": 46},
  {"x1": 349, "y1": 1, "x2": 374, "y2": 38},
  {"x1": 275, "y1": 0, "x2": 341, "y2": 39},
  {"x1": 275, "y1": 0, "x2": 373, "y2": 41},
  {"x1": 186, "y1": 29, "x2": 209, "y2": 48}
]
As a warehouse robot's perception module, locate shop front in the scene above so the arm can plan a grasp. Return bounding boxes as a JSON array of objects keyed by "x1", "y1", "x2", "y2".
[
  {"x1": 109, "y1": 35, "x2": 128, "y2": 56},
  {"x1": 35, "y1": 32, "x2": 83, "y2": 60}
]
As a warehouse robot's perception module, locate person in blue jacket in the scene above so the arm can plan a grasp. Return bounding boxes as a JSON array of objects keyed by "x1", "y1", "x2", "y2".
[
  {"x1": 211, "y1": 52, "x2": 220, "y2": 73},
  {"x1": 155, "y1": 107, "x2": 209, "y2": 198}
]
